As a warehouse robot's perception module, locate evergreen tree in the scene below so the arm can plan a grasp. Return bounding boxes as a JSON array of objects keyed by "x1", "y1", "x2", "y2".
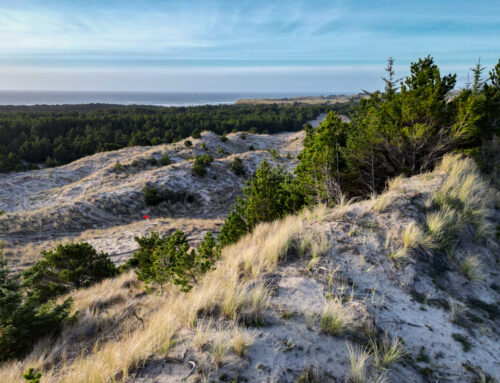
[
  {"x1": 130, "y1": 231, "x2": 219, "y2": 292},
  {"x1": 22, "y1": 242, "x2": 117, "y2": 303},
  {"x1": 0, "y1": 252, "x2": 72, "y2": 361},
  {"x1": 229, "y1": 156, "x2": 245, "y2": 176},
  {"x1": 294, "y1": 112, "x2": 348, "y2": 204},
  {"x1": 219, "y1": 159, "x2": 303, "y2": 246}
]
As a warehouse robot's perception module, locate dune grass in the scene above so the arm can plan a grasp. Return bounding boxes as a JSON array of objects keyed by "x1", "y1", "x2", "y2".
[
  {"x1": 460, "y1": 255, "x2": 485, "y2": 281},
  {"x1": 0, "y1": 204, "x2": 326, "y2": 383},
  {"x1": 320, "y1": 298, "x2": 353, "y2": 336}
]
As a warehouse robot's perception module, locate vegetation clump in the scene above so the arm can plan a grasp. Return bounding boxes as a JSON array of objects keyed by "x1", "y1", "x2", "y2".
[
  {"x1": 0, "y1": 252, "x2": 72, "y2": 361},
  {"x1": 219, "y1": 159, "x2": 303, "y2": 246},
  {"x1": 143, "y1": 185, "x2": 195, "y2": 206},
  {"x1": 192, "y1": 153, "x2": 213, "y2": 177},
  {"x1": 22, "y1": 242, "x2": 118, "y2": 303},
  {"x1": 229, "y1": 156, "x2": 246, "y2": 176},
  {"x1": 160, "y1": 153, "x2": 171, "y2": 166},
  {"x1": 126, "y1": 231, "x2": 219, "y2": 292}
]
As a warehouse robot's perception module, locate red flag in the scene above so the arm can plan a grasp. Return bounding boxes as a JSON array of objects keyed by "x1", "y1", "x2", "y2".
[{"x1": 144, "y1": 215, "x2": 150, "y2": 219}]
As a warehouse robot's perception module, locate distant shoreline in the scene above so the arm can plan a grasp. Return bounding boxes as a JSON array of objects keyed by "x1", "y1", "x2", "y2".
[{"x1": 0, "y1": 90, "x2": 362, "y2": 107}]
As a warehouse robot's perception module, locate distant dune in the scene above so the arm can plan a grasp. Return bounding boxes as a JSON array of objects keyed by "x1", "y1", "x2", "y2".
[{"x1": 235, "y1": 93, "x2": 367, "y2": 105}]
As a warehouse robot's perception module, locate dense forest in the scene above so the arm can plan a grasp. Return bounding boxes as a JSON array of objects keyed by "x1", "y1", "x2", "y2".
[{"x1": 0, "y1": 102, "x2": 353, "y2": 172}]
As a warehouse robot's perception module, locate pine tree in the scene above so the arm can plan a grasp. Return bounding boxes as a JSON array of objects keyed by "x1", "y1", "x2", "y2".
[
  {"x1": 0, "y1": 252, "x2": 72, "y2": 361},
  {"x1": 294, "y1": 112, "x2": 347, "y2": 204},
  {"x1": 22, "y1": 242, "x2": 117, "y2": 303}
]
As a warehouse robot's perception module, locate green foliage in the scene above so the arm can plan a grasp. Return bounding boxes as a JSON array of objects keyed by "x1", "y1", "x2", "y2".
[
  {"x1": 129, "y1": 231, "x2": 219, "y2": 292},
  {"x1": 219, "y1": 159, "x2": 304, "y2": 246},
  {"x1": 191, "y1": 129, "x2": 201, "y2": 139},
  {"x1": 270, "y1": 149, "x2": 280, "y2": 160},
  {"x1": 143, "y1": 185, "x2": 163, "y2": 205},
  {"x1": 220, "y1": 134, "x2": 228, "y2": 142},
  {"x1": 149, "y1": 157, "x2": 157, "y2": 165},
  {"x1": 217, "y1": 146, "x2": 226, "y2": 155},
  {"x1": 192, "y1": 154, "x2": 213, "y2": 177},
  {"x1": 295, "y1": 115, "x2": 348, "y2": 205},
  {"x1": 45, "y1": 156, "x2": 59, "y2": 168},
  {"x1": 22, "y1": 242, "x2": 117, "y2": 303},
  {"x1": 239, "y1": 132, "x2": 247, "y2": 139},
  {"x1": 229, "y1": 157, "x2": 245, "y2": 176},
  {"x1": 0, "y1": 253, "x2": 72, "y2": 362},
  {"x1": 160, "y1": 153, "x2": 171, "y2": 166},
  {"x1": 23, "y1": 368, "x2": 42, "y2": 383},
  {"x1": 294, "y1": 56, "x2": 500, "y2": 197},
  {"x1": 184, "y1": 140, "x2": 193, "y2": 147},
  {"x1": 143, "y1": 185, "x2": 195, "y2": 206},
  {"x1": 0, "y1": 103, "x2": 341, "y2": 173},
  {"x1": 114, "y1": 161, "x2": 122, "y2": 173}
]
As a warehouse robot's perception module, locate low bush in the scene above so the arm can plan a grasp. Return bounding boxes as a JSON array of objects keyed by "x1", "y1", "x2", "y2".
[
  {"x1": 22, "y1": 242, "x2": 118, "y2": 303},
  {"x1": 160, "y1": 153, "x2": 171, "y2": 166},
  {"x1": 1, "y1": 254, "x2": 72, "y2": 362},
  {"x1": 184, "y1": 140, "x2": 193, "y2": 147},
  {"x1": 143, "y1": 185, "x2": 195, "y2": 206},
  {"x1": 219, "y1": 159, "x2": 304, "y2": 246},
  {"x1": 128, "y1": 231, "x2": 219, "y2": 292},
  {"x1": 192, "y1": 154, "x2": 213, "y2": 177},
  {"x1": 229, "y1": 157, "x2": 245, "y2": 176}
]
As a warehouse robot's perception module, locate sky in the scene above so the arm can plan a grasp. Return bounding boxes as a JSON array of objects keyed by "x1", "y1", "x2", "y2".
[{"x1": 0, "y1": 0, "x2": 499, "y2": 93}]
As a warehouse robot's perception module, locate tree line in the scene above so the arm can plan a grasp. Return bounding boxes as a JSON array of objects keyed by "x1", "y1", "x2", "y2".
[{"x1": 0, "y1": 103, "x2": 352, "y2": 172}]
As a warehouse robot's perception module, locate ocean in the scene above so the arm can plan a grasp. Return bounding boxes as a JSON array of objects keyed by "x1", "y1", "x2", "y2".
[{"x1": 0, "y1": 91, "x2": 328, "y2": 106}]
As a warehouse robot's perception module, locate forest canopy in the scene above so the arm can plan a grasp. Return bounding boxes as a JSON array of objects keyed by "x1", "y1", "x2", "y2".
[{"x1": 0, "y1": 102, "x2": 352, "y2": 172}]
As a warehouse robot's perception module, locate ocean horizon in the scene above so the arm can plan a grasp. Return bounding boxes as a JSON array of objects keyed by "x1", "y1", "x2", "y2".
[{"x1": 0, "y1": 91, "x2": 340, "y2": 106}]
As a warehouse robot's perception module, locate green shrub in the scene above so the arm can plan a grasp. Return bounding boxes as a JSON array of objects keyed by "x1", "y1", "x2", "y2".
[
  {"x1": 129, "y1": 231, "x2": 219, "y2": 292},
  {"x1": 219, "y1": 159, "x2": 304, "y2": 246},
  {"x1": 160, "y1": 153, "x2": 171, "y2": 166},
  {"x1": 150, "y1": 157, "x2": 157, "y2": 165},
  {"x1": 239, "y1": 132, "x2": 247, "y2": 140},
  {"x1": 230, "y1": 157, "x2": 245, "y2": 176},
  {"x1": 144, "y1": 185, "x2": 195, "y2": 206},
  {"x1": 218, "y1": 146, "x2": 226, "y2": 155},
  {"x1": 1, "y1": 254, "x2": 72, "y2": 362},
  {"x1": 23, "y1": 368, "x2": 42, "y2": 383},
  {"x1": 220, "y1": 134, "x2": 228, "y2": 142},
  {"x1": 45, "y1": 156, "x2": 59, "y2": 168},
  {"x1": 22, "y1": 242, "x2": 117, "y2": 303},
  {"x1": 192, "y1": 129, "x2": 201, "y2": 139},
  {"x1": 192, "y1": 154, "x2": 213, "y2": 177},
  {"x1": 143, "y1": 185, "x2": 163, "y2": 206},
  {"x1": 184, "y1": 140, "x2": 193, "y2": 147},
  {"x1": 114, "y1": 161, "x2": 122, "y2": 173}
]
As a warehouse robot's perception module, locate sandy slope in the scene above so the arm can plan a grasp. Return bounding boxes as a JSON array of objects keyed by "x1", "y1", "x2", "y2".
[{"x1": 0, "y1": 128, "x2": 308, "y2": 267}]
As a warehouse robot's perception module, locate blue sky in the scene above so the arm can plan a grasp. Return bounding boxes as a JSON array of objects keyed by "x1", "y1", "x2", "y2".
[{"x1": 0, "y1": 0, "x2": 499, "y2": 92}]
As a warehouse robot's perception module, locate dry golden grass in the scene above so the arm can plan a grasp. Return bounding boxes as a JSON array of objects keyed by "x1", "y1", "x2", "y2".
[
  {"x1": 0, "y1": 210, "x2": 308, "y2": 382},
  {"x1": 401, "y1": 222, "x2": 435, "y2": 252},
  {"x1": 320, "y1": 298, "x2": 353, "y2": 336},
  {"x1": 371, "y1": 192, "x2": 396, "y2": 213},
  {"x1": 370, "y1": 334, "x2": 404, "y2": 370},
  {"x1": 387, "y1": 175, "x2": 406, "y2": 191},
  {"x1": 347, "y1": 343, "x2": 370, "y2": 383},
  {"x1": 460, "y1": 255, "x2": 485, "y2": 281}
]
